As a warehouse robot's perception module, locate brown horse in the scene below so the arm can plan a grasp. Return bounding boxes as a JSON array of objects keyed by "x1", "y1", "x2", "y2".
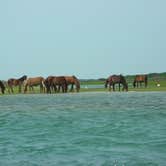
[
  {"x1": 8, "y1": 75, "x2": 27, "y2": 93},
  {"x1": 44, "y1": 76, "x2": 57, "y2": 93},
  {"x1": 105, "y1": 75, "x2": 128, "y2": 91},
  {"x1": 133, "y1": 75, "x2": 148, "y2": 88},
  {"x1": 64, "y1": 76, "x2": 80, "y2": 92},
  {"x1": 0, "y1": 80, "x2": 5, "y2": 94},
  {"x1": 44, "y1": 76, "x2": 67, "y2": 93},
  {"x1": 24, "y1": 77, "x2": 45, "y2": 93}
]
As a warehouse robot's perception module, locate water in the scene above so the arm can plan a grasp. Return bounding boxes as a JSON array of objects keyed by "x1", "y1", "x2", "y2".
[{"x1": 0, "y1": 92, "x2": 166, "y2": 166}]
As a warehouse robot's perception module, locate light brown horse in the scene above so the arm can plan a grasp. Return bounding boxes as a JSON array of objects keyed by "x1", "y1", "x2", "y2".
[
  {"x1": 44, "y1": 76, "x2": 67, "y2": 93},
  {"x1": 64, "y1": 76, "x2": 80, "y2": 92},
  {"x1": 24, "y1": 77, "x2": 45, "y2": 93},
  {"x1": 105, "y1": 75, "x2": 128, "y2": 91},
  {"x1": 133, "y1": 75, "x2": 148, "y2": 88},
  {"x1": 8, "y1": 75, "x2": 27, "y2": 93}
]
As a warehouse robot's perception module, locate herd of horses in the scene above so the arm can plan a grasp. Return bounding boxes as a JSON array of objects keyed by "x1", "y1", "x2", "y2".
[
  {"x1": 0, "y1": 74, "x2": 148, "y2": 94},
  {"x1": 0, "y1": 75, "x2": 80, "y2": 94}
]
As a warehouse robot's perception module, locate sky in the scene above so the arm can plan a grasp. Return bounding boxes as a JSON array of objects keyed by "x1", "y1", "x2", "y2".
[{"x1": 0, "y1": 0, "x2": 166, "y2": 79}]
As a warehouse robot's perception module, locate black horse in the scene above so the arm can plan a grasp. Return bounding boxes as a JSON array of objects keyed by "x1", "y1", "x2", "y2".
[
  {"x1": 105, "y1": 75, "x2": 128, "y2": 91},
  {"x1": 0, "y1": 80, "x2": 5, "y2": 94}
]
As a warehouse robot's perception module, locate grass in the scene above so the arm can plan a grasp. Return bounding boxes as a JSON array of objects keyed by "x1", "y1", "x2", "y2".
[
  {"x1": 1, "y1": 79, "x2": 166, "y2": 96},
  {"x1": 80, "y1": 79, "x2": 166, "y2": 92},
  {"x1": 1, "y1": 72, "x2": 166, "y2": 95}
]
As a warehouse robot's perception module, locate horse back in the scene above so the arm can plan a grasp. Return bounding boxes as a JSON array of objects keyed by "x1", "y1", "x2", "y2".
[{"x1": 27, "y1": 77, "x2": 45, "y2": 86}]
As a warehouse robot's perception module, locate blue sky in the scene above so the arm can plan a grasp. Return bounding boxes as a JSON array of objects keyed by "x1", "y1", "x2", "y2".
[{"x1": 0, "y1": 0, "x2": 165, "y2": 79}]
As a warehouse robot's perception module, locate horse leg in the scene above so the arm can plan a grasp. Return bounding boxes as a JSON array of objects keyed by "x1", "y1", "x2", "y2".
[
  {"x1": 66, "y1": 84, "x2": 68, "y2": 93},
  {"x1": 48, "y1": 85, "x2": 51, "y2": 94},
  {"x1": 24, "y1": 84, "x2": 28, "y2": 93},
  {"x1": 53, "y1": 85, "x2": 57, "y2": 93},
  {"x1": 113, "y1": 84, "x2": 115, "y2": 91},
  {"x1": 119, "y1": 83, "x2": 120, "y2": 91}
]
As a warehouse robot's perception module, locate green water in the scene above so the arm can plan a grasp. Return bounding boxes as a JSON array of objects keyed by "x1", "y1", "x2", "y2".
[{"x1": 0, "y1": 92, "x2": 166, "y2": 166}]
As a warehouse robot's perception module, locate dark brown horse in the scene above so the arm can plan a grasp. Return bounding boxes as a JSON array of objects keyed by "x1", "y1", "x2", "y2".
[
  {"x1": 105, "y1": 75, "x2": 128, "y2": 91},
  {"x1": 64, "y1": 76, "x2": 80, "y2": 92},
  {"x1": 0, "y1": 80, "x2": 5, "y2": 94},
  {"x1": 44, "y1": 76, "x2": 67, "y2": 93},
  {"x1": 133, "y1": 75, "x2": 148, "y2": 88},
  {"x1": 24, "y1": 77, "x2": 45, "y2": 93},
  {"x1": 8, "y1": 75, "x2": 27, "y2": 93},
  {"x1": 44, "y1": 76, "x2": 57, "y2": 93}
]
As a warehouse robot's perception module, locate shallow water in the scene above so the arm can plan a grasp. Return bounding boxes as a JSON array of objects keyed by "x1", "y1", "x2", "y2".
[{"x1": 0, "y1": 92, "x2": 166, "y2": 166}]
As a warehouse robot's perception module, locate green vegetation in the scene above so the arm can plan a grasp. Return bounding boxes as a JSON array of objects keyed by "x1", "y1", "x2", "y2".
[
  {"x1": 80, "y1": 72, "x2": 166, "y2": 92},
  {"x1": 1, "y1": 72, "x2": 166, "y2": 95}
]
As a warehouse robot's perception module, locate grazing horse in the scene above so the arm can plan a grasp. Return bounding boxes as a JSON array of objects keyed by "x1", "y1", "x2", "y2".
[
  {"x1": 0, "y1": 80, "x2": 5, "y2": 94},
  {"x1": 44, "y1": 76, "x2": 57, "y2": 93},
  {"x1": 8, "y1": 75, "x2": 27, "y2": 93},
  {"x1": 133, "y1": 75, "x2": 148, "y2": 88},
  {"x1": 105, "y1": 75, "x2": 128, "y2": 91},
  {"x1": 44, "y1": 76, "x2": 67, "y2": 93},
  {"x1": 24, "y1": 77, "x2": 45, "y2": 93},
  {"x1": 64, "y1": 76, "x2": 80, "y2": 92}
]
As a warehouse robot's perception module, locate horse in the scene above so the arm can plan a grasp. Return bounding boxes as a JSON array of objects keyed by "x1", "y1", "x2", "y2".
[
  {"x1": 7, "y1": 75, "x2": 27, "y2": 93},
  {"x1": 133, "y1": 75, "x2": 148, "y2": 88},
  {"x1": 105, "y1": 75, "x2": 128, "y2": 91},
  {"x1": 0, "y1": 80, "x2": 5, "y2": 94},
  {"x1": 44, "y1": 76, "x2": 57, "y2": 93},
  {"x1": 24, "y1": 77, "x2": 45, "y2": 93},
  {"x1": 64, "y1": 76, "x2": 80, "y2": 92},
  {"x1": 44, "y1": 76, "x2": 67, "y2": 93}
]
